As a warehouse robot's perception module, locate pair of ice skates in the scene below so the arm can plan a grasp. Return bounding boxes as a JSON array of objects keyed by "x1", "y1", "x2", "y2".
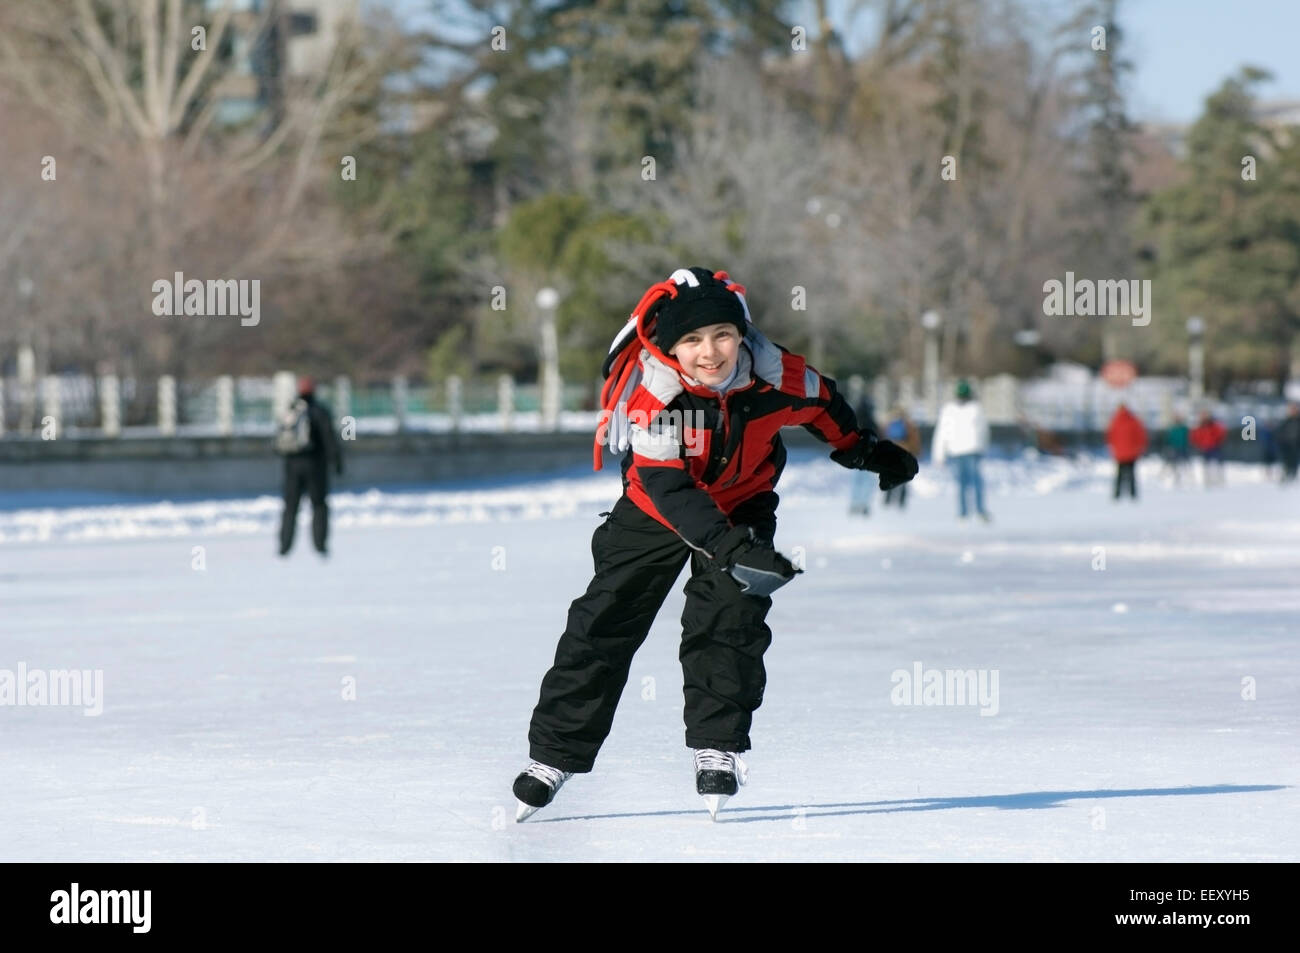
[{"x1": 513, "y1": 749, "x2": 748, "y2": 822}]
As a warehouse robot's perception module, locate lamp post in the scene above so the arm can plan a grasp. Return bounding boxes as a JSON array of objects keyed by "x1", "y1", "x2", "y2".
[
  {"x1": 921, "y1": 309, "x2": 942, "y2": 423},
  {"x1": 803, "y1": 197, "x2": 843, "y2": 369},
  {"x1": 1186, "y1": 316, "x2": 1205, "y2": 406},
  {"x1": 536, "y1": 287, "x2": 561, "y2": 432},
  {"x1": 1013, "y1": 329, "x2": 1041, "y2": 428},
  {"x1": 17, "y1": 277, "x2": 36, "y2": 433}
]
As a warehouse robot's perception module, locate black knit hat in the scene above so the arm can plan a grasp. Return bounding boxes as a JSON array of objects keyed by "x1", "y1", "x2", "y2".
[{"x1": 652, "y1": 267, "x2": 748, "y2": 351}]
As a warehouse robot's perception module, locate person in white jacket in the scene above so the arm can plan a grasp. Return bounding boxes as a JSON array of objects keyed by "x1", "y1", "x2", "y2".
[{"x1": 931, "y1": 379, "x2": 991, "y2": 520}]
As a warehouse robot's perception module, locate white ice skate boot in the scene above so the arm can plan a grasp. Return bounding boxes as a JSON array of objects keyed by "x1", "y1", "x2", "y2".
[
  {"x1": 693, "y1": 748, "x2": 748, "y2": 820},
  {"x1": 513, "y1": 761, "x2": 573, "y2": 822}
]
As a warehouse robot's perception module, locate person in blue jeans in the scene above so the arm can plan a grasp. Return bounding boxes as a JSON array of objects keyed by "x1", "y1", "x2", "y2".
[
  {"x1": 848, "y1": 391, "x2": 879, "y2": 515},
  {"x1": 931, "y1": 380, "x2": 991, "y2": 521},
  {"x1": 952, "y1": 452, "x2": 987, "y2": 519},
  {"x1": 849, "y1": 467, "x2": 875, "y2": 515}
]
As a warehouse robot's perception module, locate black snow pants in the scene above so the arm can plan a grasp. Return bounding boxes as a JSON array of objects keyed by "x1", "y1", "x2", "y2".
[
  {"x1": 280, "y1": 455, "x2": 330, "y2": 554},
  {"x1": 1114, "y1": 460, "x2": 1137, "y2": 499},
  {"x1": 527, "y1": 492, "x2": 778, "y2": 773}
]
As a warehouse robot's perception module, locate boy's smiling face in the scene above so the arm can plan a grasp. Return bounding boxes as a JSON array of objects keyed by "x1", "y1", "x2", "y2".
[{"x1": 668, "y1": 322, "x2": 741, "y2": 387}]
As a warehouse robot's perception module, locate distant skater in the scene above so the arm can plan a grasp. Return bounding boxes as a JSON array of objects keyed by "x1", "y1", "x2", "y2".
[
  {"x1": 932, "y1": 380, "x2": 991, "y2": 521},
  {"x1": 276, "y1": 376, "x2": 343, "y2": 556},
  {"x1": 1190, "y1": 412, "x2": 1227, "y2": 488},
  {"x1": 1276, "y1": 403, "x2": 1300, "y2": 484},
  {"x1": 848, "y1": 389, "x2": 879, "y2": 515},
  {"x1": 882, "y1": 406, "x2": 922, "y2": 508},
  {"x1": 1160, "y1": 415, "x2": 1190, "y2": 485},
  {"x1": 1106, "y1": 403, "x2": 1147, "y2": 500}
]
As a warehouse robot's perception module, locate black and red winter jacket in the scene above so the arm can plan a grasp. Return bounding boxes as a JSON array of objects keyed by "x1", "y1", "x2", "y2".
[{"x1": 605, "y1": 331, "x2": 864, "y2": 557}]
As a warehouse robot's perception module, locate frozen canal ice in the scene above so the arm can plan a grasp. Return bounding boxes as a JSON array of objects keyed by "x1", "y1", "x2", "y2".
[{"x1": 1, "y1": 453, "x2": 1296, "y2": 861}]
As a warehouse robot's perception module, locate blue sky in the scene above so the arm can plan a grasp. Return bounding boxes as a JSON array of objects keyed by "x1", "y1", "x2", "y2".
[
  {"x1": 380, "y1": 0, "x2": 1300, "y2": 123},
  {"x1": 822, "y1": 0, "x2": 1300, "y2": 122},
  {"x1": 1114, "y1": 0, "x2": 1300, "y2": 121}
]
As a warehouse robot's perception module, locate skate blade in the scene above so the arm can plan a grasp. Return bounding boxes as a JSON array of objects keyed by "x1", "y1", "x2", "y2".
[
  {"x1": 516, "y1": 800, "x2": 542, "y2": 822},
  {"x1": 702, "y1": 794, "x2": 729, "y2": 820}
]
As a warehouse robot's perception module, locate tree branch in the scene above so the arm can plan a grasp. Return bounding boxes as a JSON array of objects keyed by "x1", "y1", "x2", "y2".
[
  {"x1": 168, "y1": 0, "x2": 237, "y2": 131},
  {"x1": 73, "y1": 0, "x2": 151, "y2": 138}
]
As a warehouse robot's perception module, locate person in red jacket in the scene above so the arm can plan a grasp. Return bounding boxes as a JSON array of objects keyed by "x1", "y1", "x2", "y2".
[
  {"x1": 1105, "y1": 403, "x2": 1148, "y2": 500},
  {"x1": 1190, "y1": 411, "x2": 1228, "y2": 487},
  {"x1": 511, "y1": 267, "x2": 918, "y2": 822}
]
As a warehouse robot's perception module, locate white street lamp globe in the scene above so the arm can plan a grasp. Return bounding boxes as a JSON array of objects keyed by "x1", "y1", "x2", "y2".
[
  {"x1": 1186, "y1": 316, "x2": 1204, "y2": 337},
  {"x1": 921, "y1": 310, "x2": 942, "y2": 331},
  {"x1": 536, "y1": 287, "x2": 560, "y2": 310}
]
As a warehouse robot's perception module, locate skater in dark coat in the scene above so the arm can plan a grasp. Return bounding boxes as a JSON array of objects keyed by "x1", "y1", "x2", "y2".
[
  {"x1": 1160, "y1": 415, "x2": 1191, "y2": 485},
  {"x1": 513, "y1": 267, "x2": 918, "y2": 821},
  {"x1": 276, "y1": 376, "x2": 343, "y2": 556},
  {"x1": 1276, "y1": 403, "x2": 1300, "y2": 483}
]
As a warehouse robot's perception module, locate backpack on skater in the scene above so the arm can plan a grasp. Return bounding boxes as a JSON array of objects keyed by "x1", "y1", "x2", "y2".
[{"x1": 275, "y1": 398, "x2": 313, "y2": 455}]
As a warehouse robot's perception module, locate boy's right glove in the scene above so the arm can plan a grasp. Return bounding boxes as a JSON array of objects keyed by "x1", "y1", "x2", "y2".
[
  {"x1": 710, "y1": 525, "x2": 802, "y2": 597},
  {"x1": 831, "y1": 430, "x2": 919, "y2": 491}
]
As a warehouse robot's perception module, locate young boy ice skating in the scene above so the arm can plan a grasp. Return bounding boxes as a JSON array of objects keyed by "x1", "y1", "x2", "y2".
[{"x1": 513, "y1": 267, "x2": 918, "y2": 820}]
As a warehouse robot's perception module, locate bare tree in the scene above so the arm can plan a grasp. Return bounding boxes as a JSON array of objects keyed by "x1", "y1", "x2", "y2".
[{"x1": 0, "y1": 0, "x2": 412, "y2": 382}]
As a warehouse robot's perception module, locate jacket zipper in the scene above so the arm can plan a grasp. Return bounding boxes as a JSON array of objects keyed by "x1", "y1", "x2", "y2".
[
  {"x1": 715, "y1": 392, "x2": 747, "y2": 488},
  {"x1": 701, "y1": 381, "x2": 754, "y2": 486}
]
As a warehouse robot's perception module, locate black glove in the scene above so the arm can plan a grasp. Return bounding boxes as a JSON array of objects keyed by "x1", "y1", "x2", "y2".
[
  {"x1": 709, "y1": 525, "x2": 802, "y2": 597},
  {"x1": 831, "y1": 431, "x2": 918, "y2": 491}
]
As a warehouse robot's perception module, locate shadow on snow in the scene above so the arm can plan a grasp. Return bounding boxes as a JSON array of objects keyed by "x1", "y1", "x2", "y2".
[{"x1": 532, "y1": 784, "x2": 1288, "y2": 824}]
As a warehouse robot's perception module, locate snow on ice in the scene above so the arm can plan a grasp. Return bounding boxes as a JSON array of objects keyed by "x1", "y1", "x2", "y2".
[{"x1": 1, "y1": 451, "x2": 1296, "y2": 861}]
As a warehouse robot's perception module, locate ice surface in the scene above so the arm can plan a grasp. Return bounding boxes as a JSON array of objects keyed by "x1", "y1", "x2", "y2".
[{"x1": 1, "y1": 451, "x2": 1296, "y2": 861}]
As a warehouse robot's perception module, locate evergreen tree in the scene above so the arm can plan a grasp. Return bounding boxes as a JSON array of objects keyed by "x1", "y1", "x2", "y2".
[{"x1": 1143, "y1": 68, "x2": 1300, "y2": 390}]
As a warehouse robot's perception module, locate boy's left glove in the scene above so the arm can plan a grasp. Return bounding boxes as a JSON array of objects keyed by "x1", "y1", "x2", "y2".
[
  {"x1": 710, "y1": 525, "x2": 802, "y2": 597},
  {"x1": 831, "y1": 431, "x2": 918, "y2": 491}
]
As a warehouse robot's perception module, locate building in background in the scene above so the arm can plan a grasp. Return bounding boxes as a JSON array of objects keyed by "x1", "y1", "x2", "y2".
[
  {"x1": 1134, "y1": 98, "x2": 1300, "y2": 177},
  {"x1": 209, "y1": 0, "x2": 360, "y2": 127}
]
